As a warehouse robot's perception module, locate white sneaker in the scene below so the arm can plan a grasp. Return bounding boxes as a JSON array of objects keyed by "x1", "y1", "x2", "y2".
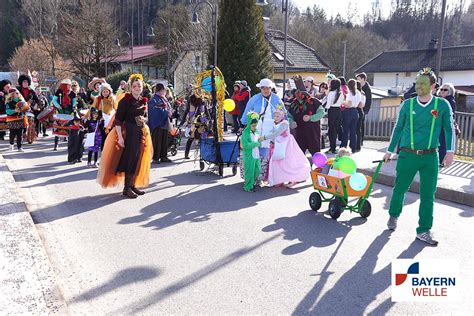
[{"x1": 17, "y1": 147, "x2": 24, "y2": 152}]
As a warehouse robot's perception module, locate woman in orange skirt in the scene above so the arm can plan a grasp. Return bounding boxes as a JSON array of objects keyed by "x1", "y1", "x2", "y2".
[{"x1": 97, "y1": 74, "x2": 152, "y2": 198}]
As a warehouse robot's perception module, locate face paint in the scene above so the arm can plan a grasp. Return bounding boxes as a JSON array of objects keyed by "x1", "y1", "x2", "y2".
[{"x1": 415, "y1": 75, "x2": 432, "y2": 97}]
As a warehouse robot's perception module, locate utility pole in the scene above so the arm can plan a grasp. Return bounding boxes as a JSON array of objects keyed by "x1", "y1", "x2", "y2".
[
  {"x1": 343, "y1": 40, "x2": 347, "y2": 78},
  {"x1": 435, "y1": 0, "x2": 447, "y2": 82}
]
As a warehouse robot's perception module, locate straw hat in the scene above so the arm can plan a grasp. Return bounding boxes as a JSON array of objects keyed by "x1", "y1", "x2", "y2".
[{"x1": 88, "y1": 77, "x2": 106, "y2": 90}]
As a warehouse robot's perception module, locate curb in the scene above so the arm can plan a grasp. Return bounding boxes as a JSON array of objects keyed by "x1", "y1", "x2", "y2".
[
  {"x1": 358, "y1": 167, "x2": 474, "y2": 207},
  {"x1": 0, "y1": 154, "x2": 68, "y2": 314}
]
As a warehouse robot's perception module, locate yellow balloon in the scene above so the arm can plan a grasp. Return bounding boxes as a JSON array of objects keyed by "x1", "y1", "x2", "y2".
[
  {"x1": 327, "y1": 157, "x2": 335, "y2": 165},
  {"x1": 223, "y1": 99, "x2": 236, "y2": 112}
]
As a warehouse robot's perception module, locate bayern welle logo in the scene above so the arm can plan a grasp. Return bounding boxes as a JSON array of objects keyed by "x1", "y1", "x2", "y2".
[{"x1": 391, "y1": 259, "x2": 460, "y2": 302}]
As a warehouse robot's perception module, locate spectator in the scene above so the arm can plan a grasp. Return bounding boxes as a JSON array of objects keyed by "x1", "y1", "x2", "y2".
[
  {"x1": 338, "y1": 76, "x2": 348, "y2": 96},
  {"x1": 356, "y1": 72, "x2": 372, "y2": 147},
  {"x1": 236, "y1": 80, "x2": 251, "y2": 126},
  {"x1": 356, "y1": 81, "x2": 366, "y2": 152},
  {"x1": 341, "y1": 79, "x2": 363, "y2": 153},
  {"x1": 325, "y1": 79, "x2": 344, "y2": 154},
  {"x1": 304, "y1": 77, "x2": 318, "y2": 98},
  {"x1": 437, "y1": 83, "x2": 457, "y2": 166},
  {"x1": 148, "y1": 83, "x2": 172, "y2": 164},
  {"x1": 230, "y1": 81, "x2": 241, "y2": 133}
]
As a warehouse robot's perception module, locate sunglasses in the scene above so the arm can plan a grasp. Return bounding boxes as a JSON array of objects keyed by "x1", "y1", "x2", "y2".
[
  {"x1": 260, "y1": 86, "x2": 271, "y2": 90},
  {"x1": 440, "y1": 89, "x2": 449, "y2": 92}
]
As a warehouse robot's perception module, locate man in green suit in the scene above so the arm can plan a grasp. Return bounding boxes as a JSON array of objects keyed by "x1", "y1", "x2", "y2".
[{"x1": 383, "y1": 68, "x2": 455, "y2": 245}]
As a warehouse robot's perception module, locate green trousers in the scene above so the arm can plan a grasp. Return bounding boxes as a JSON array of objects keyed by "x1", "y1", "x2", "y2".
[{"x1": 388, "y1": 151, "x2": 439, "y2": 234}]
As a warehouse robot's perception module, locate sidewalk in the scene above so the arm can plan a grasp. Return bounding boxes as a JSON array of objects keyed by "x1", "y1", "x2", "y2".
[
  {"x1": 0, "y1": 154, "x2": 67, "y2": 314},
  {"x1": 351, "y1": 141, "x2": 474, "y2": 207}
]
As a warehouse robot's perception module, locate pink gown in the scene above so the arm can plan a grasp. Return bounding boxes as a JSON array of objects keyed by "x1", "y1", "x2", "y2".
[{"x1": 267, "y1": 120, "x2": 311, "y2": 186}]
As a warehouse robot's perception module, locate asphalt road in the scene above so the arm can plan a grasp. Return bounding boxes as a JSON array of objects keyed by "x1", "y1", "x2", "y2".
[{"x1": 2, "y1": 137, "x2": 473, "y2": 315}]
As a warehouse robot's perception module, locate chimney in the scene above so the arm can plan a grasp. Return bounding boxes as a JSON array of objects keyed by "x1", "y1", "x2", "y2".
[
  {"x1": 429, "y1": 39, "x2": 438, "y2": 50},
  {"x1": 263, "y1": 16, "x2": 270, "y2": 33}
]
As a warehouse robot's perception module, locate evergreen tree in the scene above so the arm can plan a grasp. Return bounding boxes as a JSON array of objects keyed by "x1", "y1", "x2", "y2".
[
  {"x1": 0, "y1": 0, "x2": 24, "y2": 70},
  {"x1": 212, "y1": 0, "x2": 273, "y2": 92}
]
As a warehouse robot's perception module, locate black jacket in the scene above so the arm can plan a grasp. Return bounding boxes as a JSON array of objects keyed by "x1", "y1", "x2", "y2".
[{"x1": 361, "y1": 82, "x2": 372, "y2": 114}]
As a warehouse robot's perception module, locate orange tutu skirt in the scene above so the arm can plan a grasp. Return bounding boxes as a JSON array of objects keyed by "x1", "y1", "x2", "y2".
[{"x1": 97, "y1": 125, "x2": 153, "y2": 188}]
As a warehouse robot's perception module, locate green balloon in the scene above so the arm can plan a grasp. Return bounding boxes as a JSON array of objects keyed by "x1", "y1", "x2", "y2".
[{"x1": 338, "y1": 156, "x2": 357, "y2": 174}]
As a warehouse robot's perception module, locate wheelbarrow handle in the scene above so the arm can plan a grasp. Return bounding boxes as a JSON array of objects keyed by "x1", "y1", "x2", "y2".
[{"x1": 372, "y1": 159, "x2": 392, "y2": 163}]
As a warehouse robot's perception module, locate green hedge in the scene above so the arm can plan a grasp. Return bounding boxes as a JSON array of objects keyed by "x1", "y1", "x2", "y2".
[{"x1": 106, "y1": 70, "x2": 132, "y2": 93}]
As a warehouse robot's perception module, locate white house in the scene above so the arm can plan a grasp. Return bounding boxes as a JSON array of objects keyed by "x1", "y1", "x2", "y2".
[{"x1": 355, "y1": 44, "x2": 474, "y2": 90}]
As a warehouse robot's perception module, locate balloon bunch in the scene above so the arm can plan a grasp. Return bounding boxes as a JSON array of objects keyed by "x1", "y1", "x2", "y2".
[{"x1": 312, "y1": 152, "x2": 368, "y2": 191}]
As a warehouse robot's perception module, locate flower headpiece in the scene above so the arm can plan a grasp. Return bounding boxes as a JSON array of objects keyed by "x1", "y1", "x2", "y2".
[
  {"x1": 128, "y1": 73, "x2": 144, "y2": 84},
  {"x1": 248, "y1": 111, "x2": 260, "y2": 124},
  {"x1": 418, "y1": 67, "x2": 434, "y2": 76},
  {"x1": 274, "y1": 106, "x2": 286, "y2": 119}
]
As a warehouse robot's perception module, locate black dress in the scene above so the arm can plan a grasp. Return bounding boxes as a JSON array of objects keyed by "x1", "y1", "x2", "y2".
[
  {"x1": 289, "y1": 97, "x2": 322, "y2": 155},
  {"x1": 67, "y1": 122, "x2": 84, "y2": 162},
  {"x1": 115, "y1": 94, "x2": 148, "y2": 176}
]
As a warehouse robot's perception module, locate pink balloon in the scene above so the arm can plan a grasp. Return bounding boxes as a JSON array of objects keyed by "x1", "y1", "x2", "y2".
[{"x1": 312, "y1": 152, "x2": 328, "y2": 168}]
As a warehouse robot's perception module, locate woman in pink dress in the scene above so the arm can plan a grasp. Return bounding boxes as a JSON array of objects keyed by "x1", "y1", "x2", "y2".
[{"x1": 263, "y1": 109, "x2": 311, "y2": 188}]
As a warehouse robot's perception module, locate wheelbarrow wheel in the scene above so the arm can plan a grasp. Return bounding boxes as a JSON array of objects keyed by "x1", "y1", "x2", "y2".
[
  {"x1": 170, "y1": 148, "x2": 178, "y2": 156},
  {"x1": 309, "y1": 192, "x2": 322, "y2": 211},
  {"x1": 328, "y1": 198, "x2": 342, "y2": 219},
  {"x1": 232, "y1": 165, "x2": 238, "y2": 176},
  {"x1": 359, "y1": 200, "x2": 372, "y2": 218},
  {"x1": 199, "y1": 161, "x2": 205, "y2": 171},
  {"x1": 218, "y1": 164, "x2": 224, "y2": 176}
]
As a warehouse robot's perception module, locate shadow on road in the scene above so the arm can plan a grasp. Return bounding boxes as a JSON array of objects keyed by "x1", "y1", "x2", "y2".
[
  {"x1": 111, "y1": 233, "x2": 283, "y2": 314},
  {"x1": 370, "y1": 186, "x2": 418, "y2": 209},
  {"x1": 293, "y1": 230, "x2": 427, "y2": 315},
  {"x1": 262, "y1": 211, "x2": 366, "y2": 254},
  {"x1": 118, "y1": 173, "x2": 302, "y2": 230},
  {"x1": 71, "y1": 266, "x2": 160, "y2": 303},
  {"x1": 11, "y1": 164, "x2": 96, "y2": 187},
  {"x1": 31, "y1": 192, "x2": 123, "y2": 224}
]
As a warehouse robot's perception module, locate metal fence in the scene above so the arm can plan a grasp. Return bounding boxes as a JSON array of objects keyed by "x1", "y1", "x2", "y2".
[
  {"x1": 456, "y1": 112, "x2": 474, "y2": 157},
  {"x1": 364, "y1": 105, "x2": 474, "y2": 158}
]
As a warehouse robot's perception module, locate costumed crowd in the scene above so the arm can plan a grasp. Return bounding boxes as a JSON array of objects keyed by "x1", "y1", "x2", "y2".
[{"x1": 0, "y1": 67, "x2": 456, "y2": 245}]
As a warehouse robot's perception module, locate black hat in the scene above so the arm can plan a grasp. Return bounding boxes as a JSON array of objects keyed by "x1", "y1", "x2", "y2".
[
  {"x1": 292, "y1": 75, "x2": 306, "y2": 92},
  {"x1": 0, "y1": 79, "x2": 12, "y2": 92},
  {"x1": 18, "y1": 74, "x2": 31, "y2": 86}
]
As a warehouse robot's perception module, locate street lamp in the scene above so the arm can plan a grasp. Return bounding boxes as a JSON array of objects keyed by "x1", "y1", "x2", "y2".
[
  {"x1": 257, "y1": 0, "x2": 288, "y2": 98},
  {"x1": 116, "y1": 31, "x2": 134, "y2": 72},
  {"x1": 147, "y1": 17, "x2": 172, "y2": 82},
  {"x1": 342, "y1": 40, "x2": 347, "y2": 78},
  {"x1": 191, "y1": 1, "x2": 218, "y2": 67}
]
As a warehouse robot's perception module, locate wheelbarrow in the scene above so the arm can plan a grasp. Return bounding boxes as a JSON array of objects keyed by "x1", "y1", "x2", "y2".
[{"x1": 308, "y1": 160, "x2": 385, "y2": 219}]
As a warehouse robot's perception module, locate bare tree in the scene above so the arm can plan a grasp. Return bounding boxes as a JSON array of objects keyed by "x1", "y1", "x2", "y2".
[
  {"x1": 150, "y1": 2, "x2": 212, "y2": 78},
  {"x1": 60, "y1": 0, "x2": 120, "y2": 79},
  {"x1": 20, "y1": 0, "x2": 65, "y2": 76},
  {"x1": 8, "y1": 38, "x2": 73, "y2": 81}
]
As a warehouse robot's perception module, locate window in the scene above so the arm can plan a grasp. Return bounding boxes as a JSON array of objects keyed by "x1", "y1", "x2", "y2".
[{"x1": 273, "y1": 52, "x2": 284, "y2": 61}]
